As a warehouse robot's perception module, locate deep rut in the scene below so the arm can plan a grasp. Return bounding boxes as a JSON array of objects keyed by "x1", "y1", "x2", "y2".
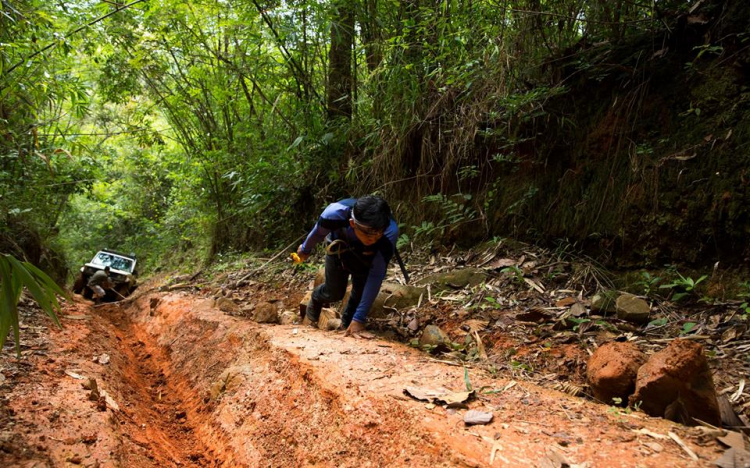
[{"x1": 107, "y1": 305, "x2": 218, "y2": 467}]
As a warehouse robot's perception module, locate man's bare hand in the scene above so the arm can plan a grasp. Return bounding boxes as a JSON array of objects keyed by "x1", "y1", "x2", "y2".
[{"x1": 344, "y1": 320, "x2": 366, "y2": 337}]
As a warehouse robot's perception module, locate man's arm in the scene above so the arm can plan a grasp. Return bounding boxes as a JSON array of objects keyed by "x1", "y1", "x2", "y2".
[
  {"x1": 298, "y1": 201, "x2": 352, "y2": 258},
  {"x1": 351, "y1": 252, "x2": 387, "y2": 324},
  {"x1": 299, "y1": 221, "x2": 330, "y2": 256},
  {"x1": 351, "y1": 219, "x2": 399, "y2": 323}
]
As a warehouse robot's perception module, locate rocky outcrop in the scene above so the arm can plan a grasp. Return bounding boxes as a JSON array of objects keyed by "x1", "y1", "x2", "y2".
[
  {"x1": 630, "y1": 339, "x2": 720, "y2": 426},
  {"x1": 587, "y1": 342, "x2": 646, "y2": 405},
  {"x1": 416, "y1": 268, "x2": 488, "y2": 291}
]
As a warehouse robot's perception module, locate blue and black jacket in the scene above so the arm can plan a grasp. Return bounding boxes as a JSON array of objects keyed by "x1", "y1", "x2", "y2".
[{"x1": 299, "y1": 199, "x2": 398, "y2": 324}]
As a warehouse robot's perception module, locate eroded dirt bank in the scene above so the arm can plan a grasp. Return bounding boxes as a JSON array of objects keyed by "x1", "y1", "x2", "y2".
[{"x1": 1, "y1": 291, "x2": 724, "y2": 466}]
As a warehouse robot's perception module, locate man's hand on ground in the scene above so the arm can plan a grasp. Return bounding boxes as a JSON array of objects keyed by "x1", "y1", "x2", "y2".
[{"x1": 344, "y1": 320, "x2": 366, "y2": 338}]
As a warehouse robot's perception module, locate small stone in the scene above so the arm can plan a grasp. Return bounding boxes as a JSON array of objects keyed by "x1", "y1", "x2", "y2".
[
  {"x1": 407, "y1": 317, "x2": 420, "y2": 331},
  {"x1": 317, "y1": 308, "x2": 340, "y2": 331},
  {"x1": 253, "y1": 302, "x2": 279, "y2": 323},
  {"x1": 216, "y1": 297, "x2": 240, "y2": 314},
  {"x1": 587, "y1": 342, "x2": 646, "y2": 405},
  {"x1": 644, "y1": 442, "x2": 663, "y2": 453},
  {"x1": 591, "y1": 290, "x2": 619, "y2": 314},
  {"x1": 630, "y1": 339, "x2": 720, "y2": 426},
  {"x1": 279, "y1": 311, "x2": 297, "y2": 325},
  {"x1": 464, "y1": 410, "x2": 493, "y2": 426},
  {"x1": 615, "y1": 294, "x2": 651, "y2": 324},
  {"x1": 419, "y1": 325, "x2": 451, "y2": 349},
  {"x1": 325, "y1": 318, "x2": 342, "y2": 331}
]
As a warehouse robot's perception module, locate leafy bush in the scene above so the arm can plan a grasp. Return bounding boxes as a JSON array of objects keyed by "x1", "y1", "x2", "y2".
[{"x1": 659, "y1": 271, "x2": 707, "y2": 302}]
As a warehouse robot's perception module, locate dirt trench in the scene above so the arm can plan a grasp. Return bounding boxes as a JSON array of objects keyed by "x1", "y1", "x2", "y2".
[{"x1": 1, "y1": 292, "x2": 724, "y2": 467}]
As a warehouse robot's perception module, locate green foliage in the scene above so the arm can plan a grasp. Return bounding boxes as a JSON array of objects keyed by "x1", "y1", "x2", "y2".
[
  {"x1": 500, "y1": 265, "x2": 524, "y2": 284},
  {"x1": 659, "y1": 271, "x2": 707, "y2": 302},
  {"x1": 408, "y1": 194, "x2": 476, "y2": 246},
  {"x1": 635, "y1": 271, "x2": 662, "y2": 296},
  {"x1": 680, "y1": 322, "x2": 698, "y2": 335},
  {"x1": 739, "y1": 282, "x2": 750, "y2": 319},
  {"x1": 0, "y1": 254, "x2": 64, "y2": 356},
  {"x1": 648, "y1": 317, "x2": 668, "y2": 328},
  {"x1": 464, "y1": 367, "x2": 472, "y2": 392},
  {"x1": 568, "y1": 317, "x2": 591, "y2": 332}
]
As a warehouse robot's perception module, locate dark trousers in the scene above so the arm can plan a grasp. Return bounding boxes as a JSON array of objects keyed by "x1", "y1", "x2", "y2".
[{"x1": 311, "y1": 254, "x2": 369, "y2": 327}]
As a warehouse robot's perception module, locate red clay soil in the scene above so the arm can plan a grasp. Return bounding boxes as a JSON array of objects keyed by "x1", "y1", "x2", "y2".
[{"x1": 1, "y1": 292, "x2": 725, "y2": 467}]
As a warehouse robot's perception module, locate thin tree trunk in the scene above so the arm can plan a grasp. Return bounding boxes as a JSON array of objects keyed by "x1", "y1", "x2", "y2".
[{"x1": 327, "y1": 0, "x2": 355, "y2": 119}]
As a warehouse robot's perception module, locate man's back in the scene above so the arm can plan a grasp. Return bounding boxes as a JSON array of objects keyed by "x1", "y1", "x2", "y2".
[{"x1": 88, "y1": 269, "x2": 109, "y2": 287}]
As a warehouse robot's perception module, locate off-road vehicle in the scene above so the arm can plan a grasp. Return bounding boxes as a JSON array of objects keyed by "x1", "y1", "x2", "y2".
[{"x1": 73, "y1": 249, "x2": 138, "y2": 300}]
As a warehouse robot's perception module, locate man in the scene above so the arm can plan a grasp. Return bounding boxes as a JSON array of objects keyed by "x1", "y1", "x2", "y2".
[
  {"x1": 88, "y1": 266, "x2": 112, "y2": 304},
  {"x1": 296, "y1": 196, "x2": 398, "y2": 336}
]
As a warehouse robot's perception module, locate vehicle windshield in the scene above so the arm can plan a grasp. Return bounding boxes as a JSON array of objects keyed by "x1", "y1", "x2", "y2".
[{"x1": 91, "y1": 252, "x2": 134, "y2": 273}]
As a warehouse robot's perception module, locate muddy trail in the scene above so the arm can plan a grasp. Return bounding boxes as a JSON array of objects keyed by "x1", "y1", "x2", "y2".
[{"x1": 0, "y1": 282, "x2": 733, "y2": 467}]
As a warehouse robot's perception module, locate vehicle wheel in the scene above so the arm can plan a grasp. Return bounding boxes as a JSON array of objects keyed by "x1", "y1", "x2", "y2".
[
  {"x1": 82, "y1": 287, "x2": 93, "y2": 300},
  {"x1": 72, "y1": 274, "x2": 85, "y2": 294}
]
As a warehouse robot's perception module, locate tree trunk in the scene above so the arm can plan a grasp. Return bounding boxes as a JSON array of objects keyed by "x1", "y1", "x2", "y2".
[
  {"x1": 327, "y1": 0, "x2": 354, "y2": 119},
  {"x1": 361, "y1": 0, "x2": 382, "y2": 72}
]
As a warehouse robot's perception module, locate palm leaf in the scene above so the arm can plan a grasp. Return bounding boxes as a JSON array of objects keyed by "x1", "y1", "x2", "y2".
[
  {"x1": 0, "y1": 257, "x2": 22, "y2": 356},
  {"x1": 0, "y1": 254, "x2": 64, "y2": 356}
]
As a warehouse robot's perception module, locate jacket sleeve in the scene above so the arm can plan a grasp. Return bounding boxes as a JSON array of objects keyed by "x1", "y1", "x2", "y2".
[
  {"x1": 352, "y1": 252, "x2": 387, "y2": 324},
  {"x1": 299, "y1": 202, "x2": 351, "y2": 254},
  {"x1": 299, "y1": 221, "x2": 330, "y2": 255},
  {"x1": 352, "y1": 219, "x2": 399, "y2": 323}
]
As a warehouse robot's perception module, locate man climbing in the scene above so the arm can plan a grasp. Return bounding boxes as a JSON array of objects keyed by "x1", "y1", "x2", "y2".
[
  {"x1": 296, "y1": 195, "x2": 398, "y2": 337},
  {"x1": 88, "y1": 266, "x2": 112, "y2": 304}
]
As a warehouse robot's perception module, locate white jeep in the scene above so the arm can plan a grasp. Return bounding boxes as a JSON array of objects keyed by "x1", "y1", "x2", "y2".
[{"x1": 73, "y1": 249, "x2": 138, "y2": 299}]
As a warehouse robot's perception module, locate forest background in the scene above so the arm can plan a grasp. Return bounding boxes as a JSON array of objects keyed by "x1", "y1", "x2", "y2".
[{"x1": 1, "y1": 0, "x2": 749, "y2": 286}]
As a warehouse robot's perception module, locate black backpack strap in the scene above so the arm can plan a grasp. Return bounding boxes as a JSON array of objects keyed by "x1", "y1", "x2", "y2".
[{"x1": 393, "y1": 247, "x2": 410, "y2": 284}]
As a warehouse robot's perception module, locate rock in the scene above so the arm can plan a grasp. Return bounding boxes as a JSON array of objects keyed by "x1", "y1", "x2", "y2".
[
  {"x1": 314, "y1": 267, "x2": 326, "y2": 288},
  {"x1": 464, "y1": 410, "x2": 493, "y2": 426},
  {"x1": 279, "y1": 311, "x2": 297, "y2": 325},
  {"x1": 253, "y1": 302, "x2": 279, "y2": 323},
  {"x1": 209, "y1": 365, "x2": 253, "y2": 400},
  {"x1": 318, "y1": 308, "x2": 340, "y2": 331},
  {"x1": 615, "y1": 294, "x2": 651, "y2": 324},
  {"x1": 325, "y1": 318, "x2": 342, "y2": 331},
  {"x1": 591, "y1": 290, "x2": 619, "y2": 315},
  {"x1": 216, "y1": 297, "x2": 240, "y2": 314},
  {"x1": 419, "y1": 325, "x2": 451, "y2": 349},
  {"x1": 299, "y1": 291, "x2": 312, "y2": 318},
  {"x1": 587, "y1": 342, "x2": 646, "y2": 405},
  {"x1": 340, "y1": 282, "x2": 425, "y2": 319},
  {"x1": 416, "y1": 267, "x2": 488, "y2": 291},
  {"x1": 630, "y1": 339, "x2": 720, "y2": 426}
]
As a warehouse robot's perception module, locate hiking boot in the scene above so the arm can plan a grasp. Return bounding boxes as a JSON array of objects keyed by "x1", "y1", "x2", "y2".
[{"x1": 305, "y1": 298, "x2": 322, "y2": 324}]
